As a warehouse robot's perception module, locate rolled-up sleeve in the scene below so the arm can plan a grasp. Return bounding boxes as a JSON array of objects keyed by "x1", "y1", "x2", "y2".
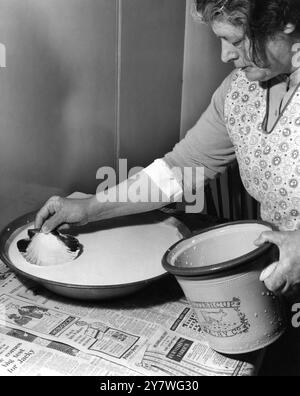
[{"x1": 164, "y1": 71, "x2": 236, "y2": 181}]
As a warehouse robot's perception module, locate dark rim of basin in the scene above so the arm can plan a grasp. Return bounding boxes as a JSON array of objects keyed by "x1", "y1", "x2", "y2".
[
  {"x1": 0, "y1": 210, "x2": 191, "y2": 292},
  {"x1": 162, "y1": 220, "x2": 275, "y2": 278}
]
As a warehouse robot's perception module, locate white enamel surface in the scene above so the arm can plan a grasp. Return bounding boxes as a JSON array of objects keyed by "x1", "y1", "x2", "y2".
[
  {"x1": 171, "y1": 223, "x2": 272, "y2": 268},
  {"x1": 8, "y1": 220, "x2": 184, "y2": 286}
]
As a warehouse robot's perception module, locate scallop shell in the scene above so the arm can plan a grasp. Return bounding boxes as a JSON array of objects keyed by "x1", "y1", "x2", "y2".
[{"x1": 17, "y1": 229, "x2": 83, "y2": 267}]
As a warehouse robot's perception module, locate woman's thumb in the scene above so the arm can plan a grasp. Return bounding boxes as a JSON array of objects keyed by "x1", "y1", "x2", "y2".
[{"x1": 260, "y1": 262, "x2": 279, "y2": 282}]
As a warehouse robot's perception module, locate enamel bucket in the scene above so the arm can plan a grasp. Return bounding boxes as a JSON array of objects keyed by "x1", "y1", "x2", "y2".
[{"x1": 162, "y1": 221, "x2": 287, "y2": 355}]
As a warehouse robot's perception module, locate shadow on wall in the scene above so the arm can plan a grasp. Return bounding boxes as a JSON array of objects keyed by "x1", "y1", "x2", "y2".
[{"x1": 0, "y1": 0, "x2": 116, "y2": 196}]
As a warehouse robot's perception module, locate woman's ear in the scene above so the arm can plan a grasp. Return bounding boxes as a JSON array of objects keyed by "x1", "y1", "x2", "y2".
[{"x1": 284, "y1": 23, "x2": 296, "y2": 35}]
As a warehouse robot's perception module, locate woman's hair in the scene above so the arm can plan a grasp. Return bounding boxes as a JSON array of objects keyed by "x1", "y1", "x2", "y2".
[{"x1": 195, "y1": 0, "x2": 300, "y2": 66}]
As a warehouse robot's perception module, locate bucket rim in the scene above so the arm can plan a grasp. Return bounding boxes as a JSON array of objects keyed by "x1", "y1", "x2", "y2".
[{"x1": 162, "y1": 220, "x2": 275, "y2": 278}]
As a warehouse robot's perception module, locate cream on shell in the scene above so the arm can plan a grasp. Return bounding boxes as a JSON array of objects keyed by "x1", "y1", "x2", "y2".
[{"x1": 17, "y1": 229, "x2": 82, "y2": 267}]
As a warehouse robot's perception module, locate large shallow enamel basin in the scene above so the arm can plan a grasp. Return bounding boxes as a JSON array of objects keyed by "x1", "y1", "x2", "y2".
[{"x1": 0, "y1": 211, "x2": 190, "y2": 301}]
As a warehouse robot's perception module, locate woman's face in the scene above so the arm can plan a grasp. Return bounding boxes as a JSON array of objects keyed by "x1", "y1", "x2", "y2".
[{"x1": 211, "y1": 20, "x2": 294, "y2": 82}]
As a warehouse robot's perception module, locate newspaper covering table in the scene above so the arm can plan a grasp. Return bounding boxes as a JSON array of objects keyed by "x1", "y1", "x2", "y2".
[{"x1": 0, "y1": 260, "x2": 261, "y2": 376}]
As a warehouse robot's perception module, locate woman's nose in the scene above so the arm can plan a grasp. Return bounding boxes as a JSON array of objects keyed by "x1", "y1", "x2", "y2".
[{"x1": 221, "y1": 41, "x2": 239, "y2": 64}]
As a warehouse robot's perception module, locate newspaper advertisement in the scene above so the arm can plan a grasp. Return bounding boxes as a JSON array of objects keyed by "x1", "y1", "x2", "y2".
[
  {"x1": 0, "y1": 327, "x2": 139, "y2": 376},
  {"x1": 0, "y1": 261, "x2": 258, "y2": 376}
]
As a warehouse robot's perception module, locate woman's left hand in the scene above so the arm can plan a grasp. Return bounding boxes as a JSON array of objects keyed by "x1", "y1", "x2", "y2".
[{"x1": 255, "y1": 230, "x2": 300, "y2": 296}]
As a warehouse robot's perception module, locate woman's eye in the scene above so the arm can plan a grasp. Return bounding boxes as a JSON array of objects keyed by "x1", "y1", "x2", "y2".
[{"x1": 232, "y1": 40, "x2": 243, "y2": 47}]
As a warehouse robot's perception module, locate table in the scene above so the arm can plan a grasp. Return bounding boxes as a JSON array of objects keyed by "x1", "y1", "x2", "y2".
[
  {"x1": 0, "y1": 265, "x2": 262, "y2": 376},
  {"x1": 0, "y1": 187, "x2": 295, "y2": 376}
]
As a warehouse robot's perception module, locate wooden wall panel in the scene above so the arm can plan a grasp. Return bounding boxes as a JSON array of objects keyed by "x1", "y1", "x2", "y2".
[
  {"x1": 0, "y1": 0, "x2": 187, "y2": 227},
  {"x1": 0, "y1": 0, "x2": 117, "y2": 195},
  {"x1": 118, "y1": 0, "x2": 186, "y2": 169},
  {"x1": 181, "y1": 0, "x2": 232, "y2": 136}
]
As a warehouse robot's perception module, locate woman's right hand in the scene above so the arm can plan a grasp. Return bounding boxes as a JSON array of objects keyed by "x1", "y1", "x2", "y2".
[{"x1": 35, "y1": 196, "x2": 92, "y2": 233}]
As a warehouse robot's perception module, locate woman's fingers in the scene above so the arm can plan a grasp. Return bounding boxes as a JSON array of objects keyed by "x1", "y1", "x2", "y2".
[
  {"x1": 255, "y1": 230, "x2": 300, "y2": 296},
  {"x1": 256, "y1": 232, "x2": 285, "y2": 293},
  {"x1": 35, "y1": 197, "x2": 90, "y2": 234},
  {"x1": 58, "y1": 224, "x2": 71, "y2": 232},
  {"x1": 260, "y1": 261, "x2": 288, "y2": 294},
  {"x1": 35, "y1": 204, "x2": 50, "y2": 230},
  {"x1": 260, "y1": 262, "x2": 278, "y2": 282},
  {"x1": 34, "y1": 196, "x2": 63, "y2": 231},
  {"x1": 42, "y1": 214, "x2": 65, "y2": 234},
  {"x1": 264, "y1": 268, "x2": 287, "y2": 295}
]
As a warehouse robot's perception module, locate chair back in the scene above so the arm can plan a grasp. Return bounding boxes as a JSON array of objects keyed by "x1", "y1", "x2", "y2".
[{"x1": 205, "y1": 161, "x2": 260, "y2": 222}]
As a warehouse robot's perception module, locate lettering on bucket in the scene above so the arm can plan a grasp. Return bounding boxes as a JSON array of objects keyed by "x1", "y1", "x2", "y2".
[{"x1": 192, "y1": 298, "x2": 250, "y2": 338}]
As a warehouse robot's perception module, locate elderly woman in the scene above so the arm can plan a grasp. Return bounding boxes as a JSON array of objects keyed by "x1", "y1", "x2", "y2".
[{"x1": 36, "y1": 0, "x2": 300, "y2": 297}]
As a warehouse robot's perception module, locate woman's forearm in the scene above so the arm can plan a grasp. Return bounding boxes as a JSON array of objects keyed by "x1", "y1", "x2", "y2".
[
  {"x1": 87, "y1": 197, "x2": 166, "y2": 222},
  {"x1": 87, "y1": 172, "x2": 174, "y2": 222}
]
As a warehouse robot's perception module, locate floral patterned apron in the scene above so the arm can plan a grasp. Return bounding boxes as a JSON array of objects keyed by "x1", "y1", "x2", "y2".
[{"x1": 224, "y1": 70, "x2": 300, "y2": 231}]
